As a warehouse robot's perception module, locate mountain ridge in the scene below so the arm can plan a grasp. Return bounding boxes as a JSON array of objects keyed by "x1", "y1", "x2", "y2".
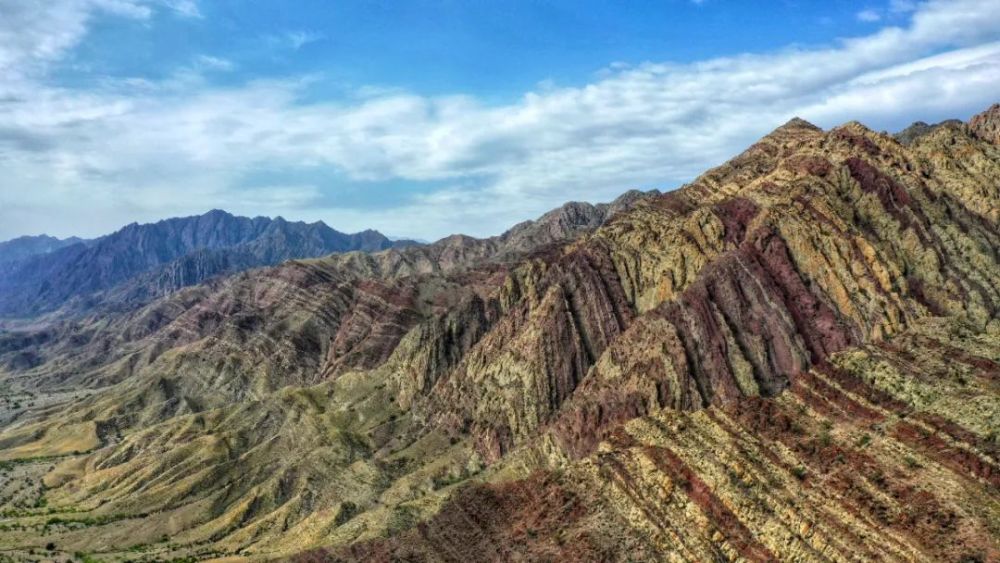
[
  {"x1": 0, "y1": 234, "x2": 86, "y2": 269},
  {"x1": 0, "y1": 106, "x2": 996, "y2": 561},
  {"x1": 0, "y1": 210, "x2": 411, "y2": 319}
]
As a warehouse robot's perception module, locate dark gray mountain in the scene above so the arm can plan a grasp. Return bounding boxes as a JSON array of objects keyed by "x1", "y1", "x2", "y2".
[
  {"x1": 0, "y1": 210, "x2": 412, "y2": 317},
  {"x1": 893, "y1": 119, "x2": 964, "y2": 145},
  {"x1": 0, "y1": 234, "x2": 85, "y2": 269}
]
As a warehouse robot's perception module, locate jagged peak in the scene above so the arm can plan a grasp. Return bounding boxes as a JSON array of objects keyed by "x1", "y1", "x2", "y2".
[
  {"x1": 0, "y1": 234, "x2": 60, "y2": 244},
  {"x1": 971, "y1": 102, "x2": 1000, "y2": 121},
  {"x1": 756, "y1": 117, "x2": 823, "y2": 143},
  {"x1": 749, "y1": 118, "x2": 824, "y2": 148},
  {"x1": 611, "y1": 188, "x2": 660, "y2": 206},
  {"x1": 835, "y1": 120, "x2": 875, "y2": 133},
  {"x1": 778, "y1": 116, "x2": 822, "y2": 132},
  {"x1": 894, "y1": 119, "x2": 965, "y2": 146},
  {"x1": 969, "y1": 102, "x2": 1000, "y2": 144},
  {"x1": 2, "y1": 95, "x2": 1000, "y2": 563},
  {"x1": 828, "y1": 120, "x2": 895, "y2": 145}
]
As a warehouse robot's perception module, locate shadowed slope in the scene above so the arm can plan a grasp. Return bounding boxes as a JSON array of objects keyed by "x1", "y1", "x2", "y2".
[{"x1": 0, "y1": 107, "x2": 997, "y2": 561}]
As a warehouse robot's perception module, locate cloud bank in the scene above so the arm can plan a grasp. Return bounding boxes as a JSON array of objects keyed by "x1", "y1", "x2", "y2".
[{"x1": 1, "y1": 0, "x2": 999, "y2": 240}]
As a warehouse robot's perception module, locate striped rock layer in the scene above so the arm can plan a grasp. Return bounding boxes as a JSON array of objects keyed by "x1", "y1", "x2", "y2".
[{"x1": 0, "y1": 106, "x2": 997, "y2": 562}]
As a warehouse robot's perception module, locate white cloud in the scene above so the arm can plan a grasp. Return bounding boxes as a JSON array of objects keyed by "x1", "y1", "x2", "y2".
[
  {"x1": 857, "y1": 9, "x2": 882, "y2": 22},
  {"x1": 0, "y1": 0, "x2": 199, "y2": 82},
  {"x1": 0, "y1": 0, "x2": 999, "y2": 241},
  {"x1": 266, "y1": 30, "x2": 325, "y2": 51},
  {"x1": 160, "y1": 0, "x2": 200, "y2": 18},
  {"x1": 193, "y1": 55, "x2": 234, "y2": 71},
  {"x1": 287, "y1": 30, "x2": 324, "y2": 50},
  {"x1": 0, "y1": 0, "x2": 148, "y2": 80}
]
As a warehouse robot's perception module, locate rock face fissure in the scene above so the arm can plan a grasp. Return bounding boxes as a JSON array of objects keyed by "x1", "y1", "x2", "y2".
[{"x1": 0, "y1": 106, "x2": 999, "y2": 562}]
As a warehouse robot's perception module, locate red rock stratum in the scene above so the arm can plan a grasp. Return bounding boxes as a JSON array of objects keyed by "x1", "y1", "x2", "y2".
[{"x1": 0, "y1": 106, "x2": 998, "y2": 562}]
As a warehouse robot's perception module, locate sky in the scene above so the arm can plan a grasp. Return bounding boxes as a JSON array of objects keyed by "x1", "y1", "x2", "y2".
[{"x1": 0, "y1": 0, "x2": 999, "y2": 241}]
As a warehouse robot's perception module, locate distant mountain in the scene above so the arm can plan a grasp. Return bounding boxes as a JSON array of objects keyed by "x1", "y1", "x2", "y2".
[
  {"x1": 277, "y1": 189, "x2": 660, "y2": 284},
  {"x1": 497, "y1": 188, "x2": 657, "y2": 254},
  {"x1": 893, "y1": 118, "x2": 964, "y2": 145},
  {"x1": 0, "y1": 234, "x2": 85, "y2": 268},
  {"x1": 1, "y1": 105, "x2": 998, "y2": 561},
  {"x1": 0, "y1": 210, "x2": 410, "y2": 317}
]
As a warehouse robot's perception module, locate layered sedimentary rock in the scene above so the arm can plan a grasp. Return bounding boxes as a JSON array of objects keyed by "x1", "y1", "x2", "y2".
[
  {"x1": 0, "y1": 106, "x2": 997, "y2": 562},
  {"x1": 325, "y1": 321, "x2": 998, "y2": 562}
]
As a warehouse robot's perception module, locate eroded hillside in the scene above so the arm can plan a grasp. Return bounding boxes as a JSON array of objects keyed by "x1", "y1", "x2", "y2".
[{"x1": 0, "y1": 106, "x2": 997, "y2": 562}]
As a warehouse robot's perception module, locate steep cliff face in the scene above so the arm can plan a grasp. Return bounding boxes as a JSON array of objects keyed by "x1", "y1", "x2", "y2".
[
  {"x1": 320, "y1": 321, "x2": 999, "y2": 563},
  {"x1": 0, "y1": 196, "x2": 650, "y2": 487},
  {"x1": 399, "y1": 110, "x2": 1000, "y2": 466},
  {"x1": 0, "y1": 107, "x2": 996, "y2": 562}
]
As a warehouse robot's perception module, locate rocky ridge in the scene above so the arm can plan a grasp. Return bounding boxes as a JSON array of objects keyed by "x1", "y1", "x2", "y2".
[
  {"x1": 0, "y1": 210, "x2": 412, "y2": 319},
  {"x1": 0, "y1": 107, "x2": 996, "y2": 561},
  {"x1": 0, "y1": 235, "x2": 85, "y2": 272}
]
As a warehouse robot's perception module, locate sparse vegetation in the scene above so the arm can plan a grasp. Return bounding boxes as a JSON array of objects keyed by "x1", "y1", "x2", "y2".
[
  {"x1": 0, "y1": 92, "x2": 996, "y2": 563},
  {"x1": 817, "y1": 421, "x2": 834, "y2": 447}
]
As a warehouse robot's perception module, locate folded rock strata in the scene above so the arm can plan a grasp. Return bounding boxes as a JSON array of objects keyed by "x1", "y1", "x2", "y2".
[{"x1": 0, "y1": 106, "x2": 997, "y2": 561}]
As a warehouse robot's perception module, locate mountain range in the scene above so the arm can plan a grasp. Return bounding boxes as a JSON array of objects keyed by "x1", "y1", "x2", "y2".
[
  {"x1": 0, "y1": 235, "x2": 86, "y2": 269},
  {"x1": 0, "y1": 104, "x2": 996, "y2": 562},
  {"x1": 0, "y1": 211, "x2": 419, "y2": 319}
]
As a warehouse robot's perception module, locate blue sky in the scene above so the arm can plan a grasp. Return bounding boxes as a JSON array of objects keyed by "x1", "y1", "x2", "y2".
[
  {"x1": 62, "y1": 1, "x2": 896, "y2": 99},
  {"x1": 1, "y1": 0, "x2": 999, "y2": 241}
]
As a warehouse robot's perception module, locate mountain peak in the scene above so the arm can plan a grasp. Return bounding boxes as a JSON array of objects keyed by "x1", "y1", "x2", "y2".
[
  {"x1": 199, "y1": 208, "x2": 235, "y2": 221},
  {"x1": 0, "y1": 234, "x2": 84, "y2": 266},
  {"x1": 969, "y1": 102, "x2": 1000, "y2": 144},
  {"x1": 0, "y1": 210, "x2": 398, "y2": 316},
  {"x1": 0, "y1": 105, "x2": 999, "y2": 561},
  {"x1": 779, "y1": 116, "x2": 821, "y2": 132},
  {"x1": 837, "y1": 120, "x2": 874, "y2": 133},
  {"x1": 1, "y1": 234, "x2": 59, "y2": 245},
  {"x1": 755, "y1": 117, "x2": 824, "y2": 146},
  {"x1": 894, "y1": 119, "x2": 964, "y2": 145}
]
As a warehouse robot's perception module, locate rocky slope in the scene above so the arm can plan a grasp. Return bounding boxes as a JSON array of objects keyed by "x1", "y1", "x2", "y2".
[
  {"x1": 970, "y1": 103, "x2": 1000, "y2": 145},
  {"x1": 893, "y1": 119, "x2": 964, "y2": 146},
  {"x1": 0, "y1": 107, "x2": 996, "y2": 562},
  {"x1": 0, "y1": 211, "x2": 410, "y2": 319},
  {"x1": 0, "y1": 192, "x2": 655, "y2": 401}
]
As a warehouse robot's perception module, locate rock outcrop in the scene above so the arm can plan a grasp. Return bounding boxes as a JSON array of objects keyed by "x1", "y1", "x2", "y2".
[
  {"x1": 0, "y1": 107, "x2": 997, "y2": 562},
  {"x1": 970, "y1": 103, "x2": 1000, "y2": 144},
  {"x1": 893, "y1": 119, "x2": 964, "y2": 145}
]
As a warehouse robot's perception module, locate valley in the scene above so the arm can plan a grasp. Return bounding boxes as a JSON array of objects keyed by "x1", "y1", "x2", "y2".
[{"x1": 0, "y1": 106, "x2": 997, "y2": 562}]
